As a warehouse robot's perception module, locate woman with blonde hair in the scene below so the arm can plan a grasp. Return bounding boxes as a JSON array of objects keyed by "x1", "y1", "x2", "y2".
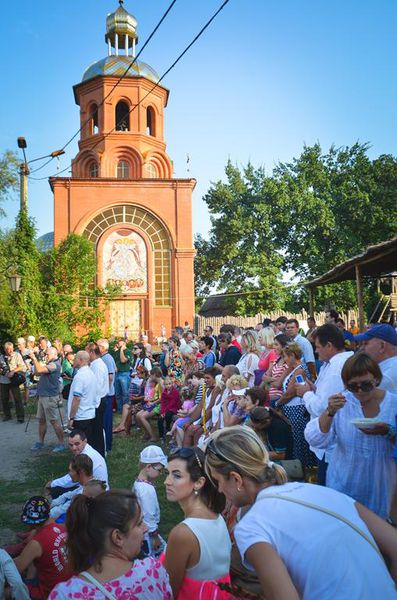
[
  {"x1": 204, "y1": 426, "x2": 397, "y2": 600},
  {"x1": 257, "y1": 327, "x2": 277, "y2": 372},
  {"x1": 222, "y1": 374, "x2": 249, "y2": 428},
  {"x1": 236, "y1": 330, "x2": 260, "y2": 388},
  {"x1": 254, "y1": 327, "x2": 277, "y2": 388}
]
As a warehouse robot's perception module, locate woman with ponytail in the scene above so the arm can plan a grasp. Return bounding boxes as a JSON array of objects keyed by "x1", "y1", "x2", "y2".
[
  {"x1": 163, "y1": 447, "x2": 231, "y2": 599},
  {"x1": 49, "y1": 490, "x2": 171, "y2": 599},
  {"x1": 204, "y1": 426, "x2": 397, "y2": 600}
]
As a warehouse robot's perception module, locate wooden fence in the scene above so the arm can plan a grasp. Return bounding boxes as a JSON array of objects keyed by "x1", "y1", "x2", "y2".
[{"x1": 194, "y1": 309, "x2": 359, "y2": 336}]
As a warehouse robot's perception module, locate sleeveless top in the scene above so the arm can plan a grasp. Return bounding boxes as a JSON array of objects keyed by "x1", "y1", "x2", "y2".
[
  {"x1": 183, "y1": 515, "x2": 231, "y2": 580},
  {"x1": 175, "y1": 515, "x2": 231, "y2": 600}
]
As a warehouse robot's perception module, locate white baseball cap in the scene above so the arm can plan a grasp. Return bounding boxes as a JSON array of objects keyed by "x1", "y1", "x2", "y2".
[
  {"x1": 27, "y1": 335, "x2": 35, "y2": 342},
  {"x1": 139, "y1": 445, "x2": 167, "y2": 467}
]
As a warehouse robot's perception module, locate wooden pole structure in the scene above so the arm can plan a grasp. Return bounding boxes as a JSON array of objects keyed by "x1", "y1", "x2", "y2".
[
  {"x1": 308, "y1": 287, "x2": 314, "y2": 316},
  {"x1": 355, "y1": 265, "x2": 365, "y2": 331}
]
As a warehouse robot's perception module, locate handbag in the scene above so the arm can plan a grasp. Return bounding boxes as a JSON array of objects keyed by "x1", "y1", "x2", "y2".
[
  {"x1": 80, "y1": 571, "x2": 117, "y2": 600},
  {"x1": 278, "y1": 458, "x2": 304, "y2": 481},
  {"x1": 9, "y1": 372, "x2": 26, "y2": 386}
]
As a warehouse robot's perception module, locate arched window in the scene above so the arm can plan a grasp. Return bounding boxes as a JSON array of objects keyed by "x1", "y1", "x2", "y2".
[
  {"x1": 115, "y1": 101, "x2": 130, "y2": 131},
  {"x1": 90, "y1": 104, "x2": 99, "y2": 135},
  {"x1": 145, "y1": 163, "x2": 156, "y2": 178},
  {"x1": 88, "y1": 161, "x2": 99, "y2": 178},
  {"x1": 117, "y1": 160, "x2": 130, "y2": 179},
  {"x1": 146, "y1": 106, "x2": 155, "y2": 136}
]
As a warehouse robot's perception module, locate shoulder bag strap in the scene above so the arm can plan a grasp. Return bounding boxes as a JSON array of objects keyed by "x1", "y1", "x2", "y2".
[
  {"x1": 80, "y1": 571, "x2": 117, "y2": 600},
  {"x1": 259, "y1": 494, "x2": 382, "y2": 558}
]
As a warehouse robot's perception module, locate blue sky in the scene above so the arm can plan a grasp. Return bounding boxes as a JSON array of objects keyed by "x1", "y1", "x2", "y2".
[{"x1": 1, "y1": 0, "x2": 396, "y2": 238}]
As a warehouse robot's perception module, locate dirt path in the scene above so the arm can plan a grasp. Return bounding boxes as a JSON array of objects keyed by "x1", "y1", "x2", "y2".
[{"x1": 0, "y1": 415, "x2": 60, "y2": 481}]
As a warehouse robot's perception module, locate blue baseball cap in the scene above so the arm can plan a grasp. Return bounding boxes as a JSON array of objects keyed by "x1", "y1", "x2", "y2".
[{"x1": 354, "y1": 324, "x2": 397, "y2": 346}]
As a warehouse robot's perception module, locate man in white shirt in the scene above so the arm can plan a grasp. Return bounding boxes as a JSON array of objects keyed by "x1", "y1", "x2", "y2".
[
  {"x1": 298, "y1": 324, "x2": 353, "y2": 485},
  {"x1": 87, "y1": 342, "x2": 110, "y2": 457},
  {"x1": 48, "y1": 429, "x2": 109, "y2": 498},
  {"x1": 67, "y1": 351, "x2": 97, "y2": 444},
  {"x1": 285, "y1": 318, "x2": 316, "y2": 380},
  {"x1": 97, "y1": 338, "x2": 117, "y2": 453},
  {"x1": 354, "y1": 324, "x2": 397, "y2": 393}
]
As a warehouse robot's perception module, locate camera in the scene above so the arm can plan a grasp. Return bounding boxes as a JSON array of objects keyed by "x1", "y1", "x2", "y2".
[{"x1": 0, "y1": 354, "x2": 10, "y2": 377}]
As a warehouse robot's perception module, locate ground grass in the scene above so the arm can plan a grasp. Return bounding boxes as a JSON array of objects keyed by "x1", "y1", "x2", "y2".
[{"x1": 0, "y1": 429, "x2": 182, "y2": 544}]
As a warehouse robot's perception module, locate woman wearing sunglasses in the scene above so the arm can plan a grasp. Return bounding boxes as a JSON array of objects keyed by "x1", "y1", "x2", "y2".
[
  {"x1": 204, "y1": 426, "x2": 397, "y2": 600},
  {"x1": 305, "y1": 352, "x2": 397, "y2": 519},
  {"x1": 163, "y1": 447, "x2": 231, "y2": 599}
]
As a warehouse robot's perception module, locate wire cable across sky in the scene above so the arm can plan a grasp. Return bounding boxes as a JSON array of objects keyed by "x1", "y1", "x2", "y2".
[
  {"x1": 29, "y1": 0, "x2": 231, "y2": 182},
  {"x1": 29, "y1": 0, "x2": 178, "y2": 175}
]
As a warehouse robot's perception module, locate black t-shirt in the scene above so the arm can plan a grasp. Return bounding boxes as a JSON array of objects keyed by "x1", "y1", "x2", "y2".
[{"x1": 267, "y1": 417, "x2": 294, "y2": 459}]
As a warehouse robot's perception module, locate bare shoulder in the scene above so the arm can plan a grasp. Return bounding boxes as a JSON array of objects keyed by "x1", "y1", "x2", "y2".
[{"x1": 168, "y1": 522, "x2": 197, "y2": 545}]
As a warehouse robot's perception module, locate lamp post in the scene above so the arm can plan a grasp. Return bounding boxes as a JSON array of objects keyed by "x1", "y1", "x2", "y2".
[
  {"x1": 9, "y1": 272, "x2": 22, "y2": 292},
  {"x1": 17, "y1": 137, "x2": 65, "y2": 212}
]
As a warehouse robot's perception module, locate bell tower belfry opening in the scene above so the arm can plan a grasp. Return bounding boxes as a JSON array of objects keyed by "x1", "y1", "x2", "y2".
[{"x1": 50, "y1": 1, "x2": 196, "y2": 340}]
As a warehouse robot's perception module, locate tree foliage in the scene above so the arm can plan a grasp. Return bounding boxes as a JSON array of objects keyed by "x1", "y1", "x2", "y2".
[
  {"x1": 0, "y1": 225, "x2": 117, "y2": 342},
  {"x1": 195, "y1": 143, "x2": 397, "y2": 314},
  {"x1": 0, "y1": 150, "x2": 19, "y2": 217},
  {"x1": 195, "y1": 162, "x2": 287, "y2": 316}
]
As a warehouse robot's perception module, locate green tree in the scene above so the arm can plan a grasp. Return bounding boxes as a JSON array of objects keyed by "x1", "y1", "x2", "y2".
[
  {"x1": 0, "y1": 150, "x2": 19, "y2": 217},
  {"x1": 7, "y1": 209, "x2": 43, "y2": 337},
  {"x1": 195, "y1": 144, "x2": 397, "y2": 314},
  {"x1": 195, "y1": 161, "x2": 287, "y2": 315},
  {"x1": 40, "y1": 233, "x2": 116, "y2": 342}
]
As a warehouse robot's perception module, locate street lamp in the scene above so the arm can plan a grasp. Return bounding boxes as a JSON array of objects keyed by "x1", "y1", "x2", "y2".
[
  {"x1": 9, "y1": 272, "x2": 22, "y2": 292},
  {"x1": 17, "y1": 137, "x2": 65, "y2": 212},
  {"x1": 0, "y1": 266, "x2": 22, "y2": 292}
]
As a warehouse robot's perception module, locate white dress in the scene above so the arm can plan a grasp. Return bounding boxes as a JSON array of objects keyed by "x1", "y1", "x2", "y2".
[{"x1": 305, "y1": 390, "x2": 397, "y2": 518}]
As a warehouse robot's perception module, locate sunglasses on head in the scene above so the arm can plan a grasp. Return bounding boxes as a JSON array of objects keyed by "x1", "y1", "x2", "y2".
[
  {"x1": 169, "y1": 447, "x2": 203, "y2": 470},
  {"x1": 205, "y1": 438, "x2": 231, "y2": 463},
  {"x1": 346, "y1": 380, "x2": 377, "y2": 393}
]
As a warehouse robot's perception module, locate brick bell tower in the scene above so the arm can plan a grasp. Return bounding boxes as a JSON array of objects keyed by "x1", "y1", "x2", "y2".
[{"x1": 51, "y1": 1, "x2": 196, "y2": 341}]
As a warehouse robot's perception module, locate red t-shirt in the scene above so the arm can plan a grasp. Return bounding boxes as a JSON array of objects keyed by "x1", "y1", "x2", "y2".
[
  {"x1": 32, "y1": 522, "x2": 72, "y2": 598},
  {"x1": 160, "y1": 387, "x2": 181, "y2": 415}
]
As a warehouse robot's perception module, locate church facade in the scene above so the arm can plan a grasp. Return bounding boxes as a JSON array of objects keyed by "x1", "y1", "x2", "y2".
[{"x1": 50, "y1": 2, "x2": 196, "y2": 341}]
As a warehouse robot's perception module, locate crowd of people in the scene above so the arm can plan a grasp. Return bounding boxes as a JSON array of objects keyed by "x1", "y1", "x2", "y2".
[{"x1": 1, "y1": 312, "x2": 397, "y2": 599}]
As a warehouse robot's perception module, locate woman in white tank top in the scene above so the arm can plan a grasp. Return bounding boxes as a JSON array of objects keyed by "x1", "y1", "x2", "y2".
[{"x1": 163, "y1": 447, "x2": 231, "y2": 599}]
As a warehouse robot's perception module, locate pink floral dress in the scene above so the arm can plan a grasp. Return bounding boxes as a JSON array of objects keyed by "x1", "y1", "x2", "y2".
[{"x1": 49, "y1": 557, "x2": 172, "y2": 599}]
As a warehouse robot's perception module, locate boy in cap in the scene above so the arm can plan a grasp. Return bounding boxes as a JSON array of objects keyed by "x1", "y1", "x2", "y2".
[
  {"x1": 14, "y1": 496, "x2": 71, "y2": 599},
  {"x1": 133, "y1": 445, "x2": 167, "y2": 558}
]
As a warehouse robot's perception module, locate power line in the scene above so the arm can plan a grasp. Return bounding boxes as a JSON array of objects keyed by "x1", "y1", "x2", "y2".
[
  {"x1": 29, "y1": 0, "x2": 231, "y2": 182},
  {"x1": 29, "y1": 0, "x2": 177, "y2": 175}
]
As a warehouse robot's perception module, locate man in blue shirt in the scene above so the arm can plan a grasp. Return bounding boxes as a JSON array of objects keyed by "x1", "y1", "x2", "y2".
[{"x1": 30, "y1": 346, "x2": 65, "y2": 453}]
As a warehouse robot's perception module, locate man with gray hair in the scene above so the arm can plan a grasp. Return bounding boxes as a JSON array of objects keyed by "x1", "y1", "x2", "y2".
[
  {"x1": 0, "y1": 341, "x2": 26, "y2": 423},
  {"x1": 30, "y1": 346, "x2": 64, "y2": 452},
  {"x1": 67, "y1": 350, "x2": 97, "y2": 444}
]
